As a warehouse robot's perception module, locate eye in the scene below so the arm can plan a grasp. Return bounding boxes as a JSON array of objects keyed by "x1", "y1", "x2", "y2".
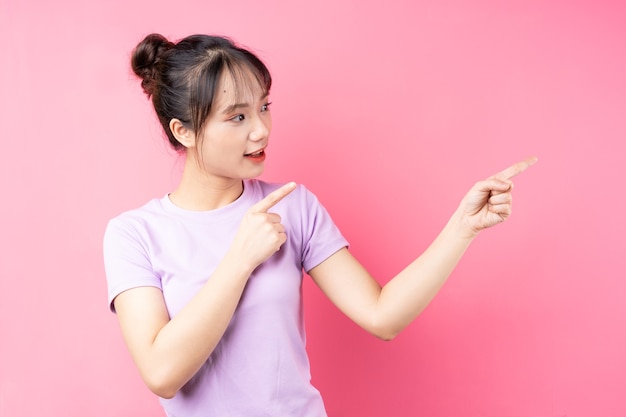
[
  {"x1": 261, "y1": 102, "x2": 272, "y2": 112},
  {"x1": 231, "y1": 114, "x2": 245, "y2": 122}
]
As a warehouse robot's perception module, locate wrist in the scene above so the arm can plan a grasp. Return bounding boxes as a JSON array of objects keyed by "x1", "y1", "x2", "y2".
[
  {"x1": 449, "y1": 208, "x2": 481, "y2": 241},
  {"x1": 221, "y1": 248, "x2": 256, "y2": 281}
]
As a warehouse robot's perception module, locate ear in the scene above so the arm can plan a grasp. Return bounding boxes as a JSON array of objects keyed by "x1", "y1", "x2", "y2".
[{"x1": 169, "y1": 118, "x2": 196, "y2": 148}]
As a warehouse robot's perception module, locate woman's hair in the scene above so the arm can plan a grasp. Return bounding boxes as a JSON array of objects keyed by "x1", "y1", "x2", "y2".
[{"x1": 131, "y1": 33, "x2": 272, "y2": 151}]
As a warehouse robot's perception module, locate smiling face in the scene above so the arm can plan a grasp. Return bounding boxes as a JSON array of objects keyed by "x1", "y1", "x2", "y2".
[{"x1": 187, "y1": 68, "x2": 272, "y2": 183}]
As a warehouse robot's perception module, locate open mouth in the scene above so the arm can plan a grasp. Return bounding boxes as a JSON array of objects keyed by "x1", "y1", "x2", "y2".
[{"x1": 244, "y1": 150, "x2": 265, "y2": 158}]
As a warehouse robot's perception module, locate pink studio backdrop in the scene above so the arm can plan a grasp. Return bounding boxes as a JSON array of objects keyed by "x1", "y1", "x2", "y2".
[{"x1": 1, "y1": 0, "x2": 625, "y2": 416}]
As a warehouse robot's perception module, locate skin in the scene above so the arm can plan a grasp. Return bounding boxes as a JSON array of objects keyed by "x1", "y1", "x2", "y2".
[{"x1": 113, "y1": 69, "x2": 538, "y2": 399}]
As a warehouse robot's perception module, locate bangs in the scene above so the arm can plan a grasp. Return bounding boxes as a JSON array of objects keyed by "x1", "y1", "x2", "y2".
[{"x1": 188, "y1": 50, "x2": 272, "y2": 137}]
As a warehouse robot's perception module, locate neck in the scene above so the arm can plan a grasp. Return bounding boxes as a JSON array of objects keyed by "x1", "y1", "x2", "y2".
[{"x1": 169, "y1": 158, "x2": 244, "y2": 211}]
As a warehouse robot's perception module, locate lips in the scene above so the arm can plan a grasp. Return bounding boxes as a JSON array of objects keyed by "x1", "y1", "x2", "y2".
[
  {"x1": 244, "y1": 146, "x2": 266, "y2": 157},
  {"x1": 244, "y1": 150, "x2": 265, "y2": 157}
]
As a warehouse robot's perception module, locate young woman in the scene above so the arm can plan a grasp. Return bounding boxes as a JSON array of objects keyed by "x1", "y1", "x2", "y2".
[{"x1": 103, "y1": 33, "x2": 536, "y2": 417}]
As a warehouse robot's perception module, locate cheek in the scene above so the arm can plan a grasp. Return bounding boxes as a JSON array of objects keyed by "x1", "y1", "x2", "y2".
[
  {"x1": 266, "y1": 115, "x2": 273, "y2": 132},
  {"x1": 202, "y1": 138, "x2": 242, "y2": 162}
]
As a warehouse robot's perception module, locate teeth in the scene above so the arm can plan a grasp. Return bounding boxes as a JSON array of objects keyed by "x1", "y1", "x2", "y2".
[{"x1": 247, "y1": 150, "x2": 263, "y2": 156}]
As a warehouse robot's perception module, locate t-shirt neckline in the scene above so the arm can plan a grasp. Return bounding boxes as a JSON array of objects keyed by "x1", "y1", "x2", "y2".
[{"x1": 160, "y1": 179, "x2": 256, "y2": 222}]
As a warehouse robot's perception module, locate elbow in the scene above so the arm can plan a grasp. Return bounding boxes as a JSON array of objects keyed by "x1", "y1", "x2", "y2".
[
  {"x1": 143, "y1": 370, "x2": 181, "y2": 400},
  {"x1": 374, "y1": 329, "x2": 398, "y2": 342},
  {"x1": 369, "y1": 319, "x2": 400, "y2": 342},
  {"x1": 146, "y1": 380, "x2": 178, "y2": 400}
]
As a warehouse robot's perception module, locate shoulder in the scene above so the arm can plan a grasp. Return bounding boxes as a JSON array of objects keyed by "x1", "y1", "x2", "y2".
[
  {"x1": 104, "y1": 197, "x2": 167, "y2": 242},
  {"x1": 249, "y1": 179, "x2": 317, "y2": 205},
  {"x1": 247, "y1": 179, "x2": 326, "y2": 217},
  {"x1": 248, "y1": 179, "x2": 332, "y2": 227}
]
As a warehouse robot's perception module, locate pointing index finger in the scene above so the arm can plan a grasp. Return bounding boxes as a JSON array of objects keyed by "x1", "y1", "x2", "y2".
[
  {"x1": 494, "y1": 156, "x2": 538, "y2": 181},
  {"x1": 250, "y1": 182, "x2": 297, "y2": 213}
]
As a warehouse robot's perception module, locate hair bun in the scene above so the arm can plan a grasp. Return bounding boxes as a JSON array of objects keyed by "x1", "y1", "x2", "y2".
[{"x1": 131, "y1": 33, "x2": 173, "y2": 97}]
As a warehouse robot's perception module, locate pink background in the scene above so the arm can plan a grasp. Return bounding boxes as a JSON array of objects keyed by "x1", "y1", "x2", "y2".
[{"x1": 1, "y1": 0, "x2": 625, "y2": 416}]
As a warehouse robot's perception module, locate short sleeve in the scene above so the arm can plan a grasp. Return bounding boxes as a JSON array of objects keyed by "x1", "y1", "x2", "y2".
[
  {"x1": 299, "y1": 185, "x2": 349, "y2": 273},
  {"x1": 103, "y1": 216, "x2": 162, "y2": 312}
]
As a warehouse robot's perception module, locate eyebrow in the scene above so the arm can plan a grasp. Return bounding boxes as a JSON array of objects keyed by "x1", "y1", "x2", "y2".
[{"x1": 222, "y1": 92, "x2": 270, "y2": 114}]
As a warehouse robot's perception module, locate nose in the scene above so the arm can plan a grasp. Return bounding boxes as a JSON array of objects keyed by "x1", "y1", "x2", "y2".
[{"x1": 249, "y1": 114, "x2": 271, "y2": 142}]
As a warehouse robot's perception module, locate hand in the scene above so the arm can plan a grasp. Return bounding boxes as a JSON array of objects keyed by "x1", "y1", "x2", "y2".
[
  {"x1": 459, "y1": 157, "x2": 537, "y2": 235},
  {"x1": 230, "y1": 182, "x2": 297, "y2": 271}
]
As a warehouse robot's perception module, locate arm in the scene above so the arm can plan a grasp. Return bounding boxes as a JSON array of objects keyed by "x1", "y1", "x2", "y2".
[
  {"x1": 309, "y1": 157, "x2": 537, "y2": 341},
  {"x1": 112, "y1": 182, "x2": 296, "y2": 399}
]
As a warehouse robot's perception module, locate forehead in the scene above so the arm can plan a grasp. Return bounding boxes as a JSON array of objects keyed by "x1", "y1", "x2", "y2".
[{"x1": 213, "y1": 66, "x2": 266, "y2": 110}]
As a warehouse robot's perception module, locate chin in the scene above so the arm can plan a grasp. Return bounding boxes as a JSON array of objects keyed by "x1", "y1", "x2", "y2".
[
  {"x1": 243, "y1": 173, "x2": 263, "y2": 180},
  {"x1": 243, "y1": 166, "x2": 265, "y2": 179}
]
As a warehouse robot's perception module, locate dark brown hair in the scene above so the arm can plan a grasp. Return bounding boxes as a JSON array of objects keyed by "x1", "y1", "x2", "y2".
[{"x1": 131, "y1": 33, "x2": 272, "y2": 151}]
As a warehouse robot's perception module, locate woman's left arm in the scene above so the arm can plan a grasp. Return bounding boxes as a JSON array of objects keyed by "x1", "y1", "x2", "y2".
[{"x1": 308, "y1": 157, "x2": 537, "y2": 340}]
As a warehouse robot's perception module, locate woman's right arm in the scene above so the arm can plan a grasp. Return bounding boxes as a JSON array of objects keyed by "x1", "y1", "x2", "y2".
[{"x1": 113, "y1": 182, "x2": 296, "y2": 399}]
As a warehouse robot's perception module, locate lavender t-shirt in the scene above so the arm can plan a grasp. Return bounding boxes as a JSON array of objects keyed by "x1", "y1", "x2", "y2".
[{"x1": 103, "y1": 180, "x2": 348, "y2": 417}]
